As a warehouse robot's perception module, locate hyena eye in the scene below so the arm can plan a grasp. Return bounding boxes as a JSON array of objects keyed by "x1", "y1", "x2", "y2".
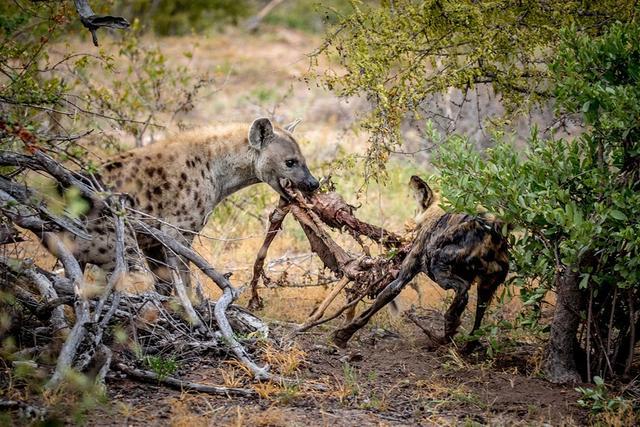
[{"x1": 285, "y1": 159, "x2": 297, "y2": 168}]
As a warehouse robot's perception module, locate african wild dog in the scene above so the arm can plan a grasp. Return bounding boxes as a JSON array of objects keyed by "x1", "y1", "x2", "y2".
[
  {"x1": 333, "y1": 175, "x2": 509, "y2": 349},
  {"x1": 69, "y1": 118, "x2": 319, "y2": 294}
]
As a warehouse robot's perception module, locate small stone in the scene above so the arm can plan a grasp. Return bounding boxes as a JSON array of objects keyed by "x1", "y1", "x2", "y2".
[
  {"x1": 312, "y1": 344, "x2": 337, "y2": 355},
  {"x1": 339, "y1": 351, "x2": 363, "y2": 363}
]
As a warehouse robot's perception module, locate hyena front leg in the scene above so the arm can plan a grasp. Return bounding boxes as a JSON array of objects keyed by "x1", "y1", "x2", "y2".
[{"x1": 144, "y1": 244, "x2": 173, "y2": 295}]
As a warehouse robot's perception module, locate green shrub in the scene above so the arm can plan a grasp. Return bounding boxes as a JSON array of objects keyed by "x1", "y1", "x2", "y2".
[
  {"x1": 576, "y1": 377, "x2": 629, "y2": 414},
  {"x1": 434, "y1": 21, "x2": 640, "y2": 380},
  {"x1": 142, "y1": 355, "x2": 179, "y2": 380}
]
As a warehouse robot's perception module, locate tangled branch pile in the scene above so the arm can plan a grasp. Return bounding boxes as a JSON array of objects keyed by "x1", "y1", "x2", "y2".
[
  {"x1": 1, "y1": 0, "x2": 276, "y2": 403},
  {"x1": 0, "y1": 136, "x2": 287, "y2": 396}
]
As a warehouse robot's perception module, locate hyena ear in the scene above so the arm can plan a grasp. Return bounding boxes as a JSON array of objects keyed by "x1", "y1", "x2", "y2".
[
  {"x1": 409, "y1": 175, "x2": 434, "y2": 211},
  {"x1": 284, "y1": 118, "x2": 302, "y2": 133},
  {"x1": 248, "y1": 117, "x2": 275, "y2": 150}
]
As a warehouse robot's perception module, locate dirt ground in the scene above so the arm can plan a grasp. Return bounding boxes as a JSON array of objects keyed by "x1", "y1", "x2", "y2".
[{"x1": 85, "y1": 319, "x2": 588, "y2": 426}]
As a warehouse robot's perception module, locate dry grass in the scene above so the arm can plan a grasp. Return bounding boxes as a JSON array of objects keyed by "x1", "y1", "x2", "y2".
[
  {"x1": 218, "y1": 364, "x2": 249, "y2": 388},
  {"x1": 167, "y1": 393, "x2": 222, "y2": 427},
  {"x1": 597, "y1": 403, "x2": 638, "y2": 427},
  {"x1": 260, "y1": 342, "x2": 306, "y2": 376},
  {"x1": 228, "y1": 405, "x2": 291, "y2": 427}
]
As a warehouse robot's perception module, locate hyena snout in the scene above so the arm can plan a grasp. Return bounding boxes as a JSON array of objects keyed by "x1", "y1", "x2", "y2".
[
  {"x1": 282, "y1": 163, "x2": 319, "y2": 194},
  {"x1": 302, "y1": 174, "x2": 320, "y2": 192},
  {"x1": 279, "y1": 170, "x2": 319, "y2": 194}
]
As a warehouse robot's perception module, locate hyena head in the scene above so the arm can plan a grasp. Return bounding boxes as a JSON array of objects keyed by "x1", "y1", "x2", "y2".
[{"x1": 248, "y1": 117, "x2": 319, "y2": 197}]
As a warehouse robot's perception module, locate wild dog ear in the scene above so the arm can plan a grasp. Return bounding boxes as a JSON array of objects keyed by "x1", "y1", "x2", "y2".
[
  {"x1": 284, "y1": 118, "x2": 302, "y2": 133},
  {"x1": 409, "y1": 175, "x2": 434, "y2": 211},
  {"x1": 248, "y1": 117, "x2": 275, "y2": 150}
]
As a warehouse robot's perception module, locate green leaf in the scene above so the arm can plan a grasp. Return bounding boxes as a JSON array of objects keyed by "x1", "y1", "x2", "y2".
[
  {"x1": 610, "y1": 210, "x2": 628, "y2": 221},
  {"x1": 579, "y1": 273, "x2": 590, "y2": 289}
]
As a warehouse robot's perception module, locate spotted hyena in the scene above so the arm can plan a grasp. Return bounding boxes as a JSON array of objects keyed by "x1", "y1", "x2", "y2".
[{"x1": 71, "y1": 117, "x2": 319, "y2": 293}]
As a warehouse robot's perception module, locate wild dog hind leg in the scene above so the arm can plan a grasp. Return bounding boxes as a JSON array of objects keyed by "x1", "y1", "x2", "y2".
[{"x1": 429, "y1": 256, "x2": 472, "y2": 341}]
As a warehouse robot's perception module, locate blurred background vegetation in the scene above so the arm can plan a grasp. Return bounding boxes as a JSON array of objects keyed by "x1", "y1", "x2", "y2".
[{"x1": 106, "y1": 0, "x2": 355, "y2": 35}]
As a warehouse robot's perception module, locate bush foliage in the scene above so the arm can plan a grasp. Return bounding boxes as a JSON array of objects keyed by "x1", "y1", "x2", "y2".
[
  {"x1": 435, "y1": 21, "x2": 639, "y2": 330},
  {"x1": 316, "y1": 0, "x2": 637, "y2": 177}
]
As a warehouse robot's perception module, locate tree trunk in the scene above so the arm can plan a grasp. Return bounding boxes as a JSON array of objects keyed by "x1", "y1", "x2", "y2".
[{"x1": 544, "y1": 265, "x2": 583, "y2": 383}]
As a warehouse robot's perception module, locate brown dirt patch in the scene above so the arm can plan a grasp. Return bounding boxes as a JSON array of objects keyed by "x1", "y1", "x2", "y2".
[{"x1": 75, "y1": 321, "x2": 588, "y2": 426}]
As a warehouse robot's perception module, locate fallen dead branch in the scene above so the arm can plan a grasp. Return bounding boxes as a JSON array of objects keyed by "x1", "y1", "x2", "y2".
[{"x1": 115, "y1": 363, "x2": 257, "y2": 397}]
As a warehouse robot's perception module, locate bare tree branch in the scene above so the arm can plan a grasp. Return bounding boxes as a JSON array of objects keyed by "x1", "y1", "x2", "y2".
[
  {"x1": 0, "y1": 177, "x2": 91, "y2": 240},
  {"x1": 22, "y1": 268, "x2": 69, "y2": 335},
  {"x1": 166, "y1": 252, "x2": 205, "y2": 329},
  {"x1": 73, "y1": 0, "x2": 130, "y2": 47},
  {"x1": 45, "y1": 232, "x2": 90, "y2": 390}
]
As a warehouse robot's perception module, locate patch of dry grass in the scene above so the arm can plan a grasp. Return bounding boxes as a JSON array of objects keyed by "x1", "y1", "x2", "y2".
[{"x1": 228, "y1": 405, "x2": 291, "y2": 427}]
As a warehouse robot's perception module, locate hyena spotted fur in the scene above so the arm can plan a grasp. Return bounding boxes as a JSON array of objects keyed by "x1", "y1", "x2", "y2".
[
  {"x1": 70, "y1": 118, "x2": 319, "y2": 294},
  {"x1": 334, "y1": 175, "x2": 509, "y2": 349}
]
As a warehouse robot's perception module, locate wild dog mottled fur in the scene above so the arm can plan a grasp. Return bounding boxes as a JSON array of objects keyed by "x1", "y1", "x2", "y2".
[
  {"x1": 406, "y1": 175, "x2": 509, "y2": 345},
  {"x1": 333, "y1": 175, "x2": 509, "y2": 349},
  {"x1": 68, "y1": 118, "x2": 319, "y2": 294}
]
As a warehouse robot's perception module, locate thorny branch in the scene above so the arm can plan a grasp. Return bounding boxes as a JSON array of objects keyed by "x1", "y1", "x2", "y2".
[{"x1": 114, "y1": 363, "x2": 257, "y2": 397}]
